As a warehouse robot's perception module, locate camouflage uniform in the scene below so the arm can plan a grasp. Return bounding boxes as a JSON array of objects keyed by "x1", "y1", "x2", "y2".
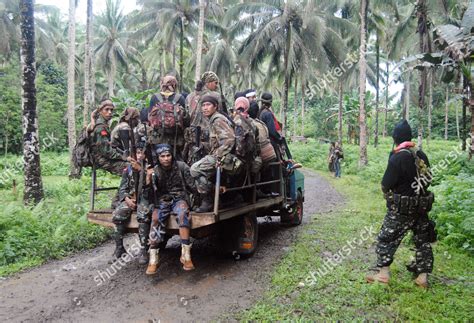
[
  {"x1": 147, "y1": 161, "x2": 196, "y2": 247},
  {"x1": 110, "y1": 121, "x2": 132, "y2": 153},
  {"x1": 112, "y1": 164, "x2": 152, "y2": 250},
  {"x1": 90, "y1": 115, "x2": 128, "y2": 176},
  {"x1": 190, "y1": 111, "x2": 236, "y2": 193}
]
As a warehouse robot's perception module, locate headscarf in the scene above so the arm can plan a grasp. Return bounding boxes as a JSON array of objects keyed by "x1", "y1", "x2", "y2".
[
  {"x1": 120, "y1": 107, "x2": 140, "y2": 123},
  {"x1": 98, "y1": 99, "x2": 114, "y2": 111},
  {"x1": 201, "y1": 71, "x2": 219, "y2": 84},
  {"x1": 155, "y1": 143, "x2": 172, "y2": 156},
  {"x1": 392, "y1": 120, "x2": 413, "y2": 144},
  {"x1": 160, "y1": 75, "x2": 178, "y2": 94},
  {"x1": 235, "y1": 97, "x2": 250, "y2": 117}
]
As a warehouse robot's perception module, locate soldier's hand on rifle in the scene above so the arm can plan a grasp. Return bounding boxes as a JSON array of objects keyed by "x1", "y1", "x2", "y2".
[
  {"x1": 125, "y1": 196, "x2": 137, "y2": 210},
  {"x1": 146, "y1": 167, "x2": 154, "y2": 185},
  {"x1": 130, "y1": 158, "x2": 142, "y2": 171}
]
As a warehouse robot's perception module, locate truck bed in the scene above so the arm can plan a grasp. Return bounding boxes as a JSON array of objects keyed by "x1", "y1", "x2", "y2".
[{"x1": 87, "y1": 195, "x2": 284, "y2": 230}]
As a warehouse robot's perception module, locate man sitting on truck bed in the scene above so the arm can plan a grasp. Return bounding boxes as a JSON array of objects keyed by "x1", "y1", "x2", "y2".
[
  {"x1": 190, "y1": 94, "x2": 240, "y2": 213},
  {"x1": 146, "y1": 144, "x2": 197, "y2": 275}
]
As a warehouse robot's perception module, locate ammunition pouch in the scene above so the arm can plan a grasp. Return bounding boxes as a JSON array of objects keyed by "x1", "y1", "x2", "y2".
[
  {"x1": 385, "y1": 191, "x2": 434, "y2": 216},
  {"x1": 220, "y1": 153, "x2": 243, "y2": 176}
]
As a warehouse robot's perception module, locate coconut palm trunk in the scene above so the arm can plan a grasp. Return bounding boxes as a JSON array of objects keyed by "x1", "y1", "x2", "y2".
[
  {"x1": 194, "y1": 0, "x2": 205, "y2": 82},
  {"x1": 83, "y1": 0, "x2": 93, "y2": 126},
  {"x1": 179, "y1": 17, "x2": 184, "y2": 91},
  {"x1": 67, "y1": 0, "x2": 79, "y2": 176},
  {"x1": 338, "y1": 79, "x2": 343, "y2": 145},
  {"x1": 301, "y1": 75, "x2": 305, "y2": 136},
  {"x1": 374, "y1": 34, "x2": 380, "y2": 147},
  {"x1": 383, "y1": 62, "x2": 389, "y2": 137},
  {"x1": 428, "y1": 70, "x2": 433, "y2": 144},
  {"x1": 293, "y1": 76, "x2": 298, "y2": 138},
  {"x1": 20, "y1": 0, "x2": 44, "y2": 204},
  {"x1": 358, "y1": 0, "x2": 369, "y2": 167},
  {"x1": 445, "y1": 86, "x2": 449, "y2": 140}
]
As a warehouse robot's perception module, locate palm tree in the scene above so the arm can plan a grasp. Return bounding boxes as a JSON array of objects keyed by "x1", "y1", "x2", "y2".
[
  {"x1": 95, "y1": 0, "x2": 131, "y2": 97},
  {"x1": 195, "y1": 0, "x2": 205, "y2": 82},
  {"x1": 83, "y1": 0, "x2": 94, "y2": 126},
  {"x1": 67, "y1": 0, "x2": 79, "y2": 177},
  {"x1": 0, "y1": 0, "x2": 20, "y2": 61},
  {"x1": 359, "y1": 0, "x2": 369, "y2": 166},
  {"x1": 19, "y1": 0, "x2": 44, "y2": 204}
]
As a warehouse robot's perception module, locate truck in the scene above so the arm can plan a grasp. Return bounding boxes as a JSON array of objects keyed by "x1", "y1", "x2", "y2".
[{"x1": 87, "y1": 155, "x2": 304, "y2": 258}]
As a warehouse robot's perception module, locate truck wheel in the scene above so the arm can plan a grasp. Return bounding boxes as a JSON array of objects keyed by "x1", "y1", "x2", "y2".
[
  {"x1": 233, "y1": 212, "x2": 258, "y2": 258},
  {"x1": 280, "y1": 191, "x2": 304, "y2": 226}
]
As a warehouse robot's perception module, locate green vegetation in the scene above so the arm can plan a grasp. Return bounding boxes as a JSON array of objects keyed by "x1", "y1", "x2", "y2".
[
  {"x1": 239, "y1": 139, "x2": 473, "y2": 321},
  {"x1": 0, "y1": 153, "x2": 119, "y2": 276}
]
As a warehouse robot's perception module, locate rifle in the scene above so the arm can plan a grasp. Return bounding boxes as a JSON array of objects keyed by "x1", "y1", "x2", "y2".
[
  {"x1": 143, "y1": 123, "x2": 158, "y2": 207},
  {"x1": 218, "y1": 83, "x2": 229, "y2": 115},
  {"x1": 281, "y1": 137, "x2": 293, "y2": 160}
]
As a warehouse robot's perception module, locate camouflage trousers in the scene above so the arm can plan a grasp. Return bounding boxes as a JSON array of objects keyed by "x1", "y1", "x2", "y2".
[
  {"x1": 150, "y1": 198, "x2": 191, "y2": 248},
  {"x1": 112, "y1": 200, "x2": 152, "y2": 247},
  {"x1": 94, "y1": 157, "x2": 128, "y2": 176},
  {"x1": 376, "y1": 209, "x2": 434, "y2": 274},
  {"x1": 190, "y1": 155, "x2": 218, "y2": 193}
]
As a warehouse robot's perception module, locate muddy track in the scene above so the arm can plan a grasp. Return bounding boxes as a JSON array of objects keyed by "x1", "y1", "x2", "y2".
[{"x1": 0, "y1": 169, "x2": 344, "y2": 323}]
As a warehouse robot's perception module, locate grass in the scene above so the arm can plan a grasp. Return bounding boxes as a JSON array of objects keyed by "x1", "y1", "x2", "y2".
[
  {"x1": 239, "y1": 138, "x2": 474, "y2": 321},
  {"x1": 0, "y1": 157, "x2": 119, "y2": 277}
]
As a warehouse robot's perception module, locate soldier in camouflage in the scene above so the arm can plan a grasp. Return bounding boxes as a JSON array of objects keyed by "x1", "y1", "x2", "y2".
[
  {"x1": 110, "y1": 107, "x2": 140, "y2": 153},
  {"x1": 190, "y1": 94, "x2": 238, "y2": 213},
  {"x1": 89, "y1": 99, "x2": 133, "y2": 175},
  {"x1": 145, "y1": 144, "x2": 197, "y2": 275},
  {"x1": 111, "y1": 146, "x2": 152, "y2": 264},
  {"x1": 367, "y1": 120, "x2": 435, "y2": 288}
]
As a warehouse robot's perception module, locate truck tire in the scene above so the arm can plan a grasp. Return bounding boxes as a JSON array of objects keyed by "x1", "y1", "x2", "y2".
[
  {"x1": 234, "y1": 212, "x2": 259, "y2": 257},
  {"x1": 280, "y1": 191, "x2": 304, "y2": 226}
]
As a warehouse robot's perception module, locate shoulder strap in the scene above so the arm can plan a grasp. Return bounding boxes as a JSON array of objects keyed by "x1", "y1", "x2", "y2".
[
  {"x1": 172, "y1": 93, "x2": 182, "y2": 105},
  {"x1": 154, "y1": 93, "x2": 164, "y2": 104}
]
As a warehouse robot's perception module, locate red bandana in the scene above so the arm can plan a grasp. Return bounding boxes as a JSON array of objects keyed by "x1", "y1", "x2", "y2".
[{"x1": 394, "y1": 141, "x2": 415, "y2": 153}]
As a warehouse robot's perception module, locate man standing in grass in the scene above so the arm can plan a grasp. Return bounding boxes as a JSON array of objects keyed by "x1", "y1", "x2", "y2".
[{"x1": 367, "y1": 120, "x2": 435, "y2": 288}]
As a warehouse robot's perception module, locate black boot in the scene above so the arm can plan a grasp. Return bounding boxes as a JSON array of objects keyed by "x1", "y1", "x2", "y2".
[
  {"x1": 195, "y1": 194, "x2": 213, "y2": 213},
  {"x1": 113, "y1": 224, "x2": 127, "y2": 259},
  {"x1": 138, "y1": 222, "x2": 150, "y2": 265}
]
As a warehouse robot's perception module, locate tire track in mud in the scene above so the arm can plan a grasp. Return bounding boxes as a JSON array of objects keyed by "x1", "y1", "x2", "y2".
[{"x1": 0, "y1": 169, "x2": 344, "y2": 323}]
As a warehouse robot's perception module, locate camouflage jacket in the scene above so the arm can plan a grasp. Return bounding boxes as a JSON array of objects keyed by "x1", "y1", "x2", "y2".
[
  {"x1": 110, "y1": 121, "x2": 132, "y2": 153},
  {"x1": 90, "y1": 116, "x2": 125, "y2": 161},
  {"x1": 150, "y1": 161, "x2": 196, "y2": 202},
  {"x1": 209, "y1": 112, "x2": 235, "y2": 158},
  {"x1": 118, "y1": 164, "x2": 138, "y2": 202}
]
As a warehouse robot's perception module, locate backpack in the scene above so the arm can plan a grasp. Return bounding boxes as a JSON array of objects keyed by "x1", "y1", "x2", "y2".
[
  {"x1": 148, "y1": 93, "x2": 184, "y2": 133},
  {"x1": 234, "y1": 116, "x2": 257, "y2": 161},
  {"x1": 72, "y1": 127, "x2": 93, "y2": 168},
  {"x1": 399, "y1": 147, "x2": 432, "y2": 195}
]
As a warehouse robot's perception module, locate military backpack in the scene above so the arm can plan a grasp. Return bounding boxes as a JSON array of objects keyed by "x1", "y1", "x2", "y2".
[
  {"x1": 72, "y1": 127, "x2": 94, "y2": 168},
  {"x1": 148, "y1": 93, "x2": 184, "y2": 134}
]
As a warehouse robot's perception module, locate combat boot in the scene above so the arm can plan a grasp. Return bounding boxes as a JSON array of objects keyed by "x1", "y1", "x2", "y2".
[
  {"x1": 195, "y1": 194, "x2": 212, "y2": 213},
  {"x1": 414, "y1": 273, "x2": 429, "y2": 288},
  {"x1": 180, "y1": 244, "x2": 195, "y2": 271},
  {"x1": 366, "y1": 266, "x2": 390, "y2": 284},
  {"x1": 146, "y1": 248, "x2": 160, "y2": 275},
  {"x1": 138, "y1": 247, "x2": 149, "y2": 265},
  {"x1": 112, "y1": 225, "x2": 127, "y2": 260}
]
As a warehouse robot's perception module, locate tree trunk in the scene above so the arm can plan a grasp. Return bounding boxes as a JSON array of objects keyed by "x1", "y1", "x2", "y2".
[
  {"x1": 67, "y1": 0, "x2": 79, "y2": 176},
  {"x1": 179, "y1": 17, "x2": 184, "y2": 92},
  {"x1": 194, "y1": 0, "x2": 205, "y2": 83},
  {"x1": 374, "y1": 33, "x2": 380, "y2": 147},
  {"x1": 383, "y1": 62, "x2": 389, "y2": 137},
  {"x1": 456, "y1": 98, "x2": 460, "y2": 139},
  {"x1": 428, "y1": 69, "x2": 433, "y2": 144},
  {"x1": 417, "y1": 0, "x2": 430, "y2": 148},
  {"x1": 108, "y1": 52, "x2": 116, "y2": 98},
  {"x1": 445, "y1": 86, "x2": 449, "y2": 140},
  {"x1": 301, "y1": 75, "x2": 305, "y2": 136},
  {"x1": 282, "y1": 13, "x2": 291, "y2": 138},
  {"x1": 358, "y1": 0, "x2": 368, "y2": 167},
  {"x1": 83, "y1": 0, "x2": 93, "y2": 127},
  {"x1": 293, "y1": 76, "x2": 298, "y2": 138},
  {"x1": 405, "y1": 72, "x2": 410, "y2": 120},
  {"x1": 338, "y1": 80, "x2": 343, "y2": 144},
  {"x1": 462, "y1": 75, "x2": 467, "y2": 151},
  {"x1": 20, "y1": 0, "x2": 44, "y2": 204}
]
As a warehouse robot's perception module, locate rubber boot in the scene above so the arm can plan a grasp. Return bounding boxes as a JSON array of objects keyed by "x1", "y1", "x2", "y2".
[
  {"x1": 138, "y1": 223, "x2": 150, "y2": 265},
  {"x1": 366, "y1": 266, "x2": 390, "y2": 284},
  {"x1": 113, "y1": 224, "x2": 127, "y2": 260},
  {"x1": 146, "y1": 248, "x2": 160, "y2": 275},
  {"x1": 195, "y1": 194, "x2": 212, "y2": 213},
  {"x1": 180, "y1": 244, "x2": 195, "y2": 271},
  {"x1": 414, "y1": 273, "x2": 429, "y2": 288}
]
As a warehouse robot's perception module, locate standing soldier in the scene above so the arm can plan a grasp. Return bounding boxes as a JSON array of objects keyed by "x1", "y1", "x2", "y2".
[
  {"x1": 190, "y1": 95, "x2": 239, "y2": 212},
  {"x1": 146, "y1": 144, "x2": 197, "y2": 275},
  {"x1": 111, "y1": 146, "x2": 152, "y2": 264},
  {"x1": 136, "y1": 75, "x2": 189, "y2": 160},
  {"x1": 89, "y1": 99, "x2": 133, "y2": 176},
  {"x1": 258, "y1": 92, "x2": 284, "y2": 160},
  {"x1": 367, "y1": 120, "x2": 435, "y2": 288}
]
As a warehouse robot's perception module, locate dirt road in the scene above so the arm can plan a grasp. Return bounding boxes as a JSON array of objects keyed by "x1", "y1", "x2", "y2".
[{"x1": 0, "y1": 169, "x2": 343, "y2": 322}]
